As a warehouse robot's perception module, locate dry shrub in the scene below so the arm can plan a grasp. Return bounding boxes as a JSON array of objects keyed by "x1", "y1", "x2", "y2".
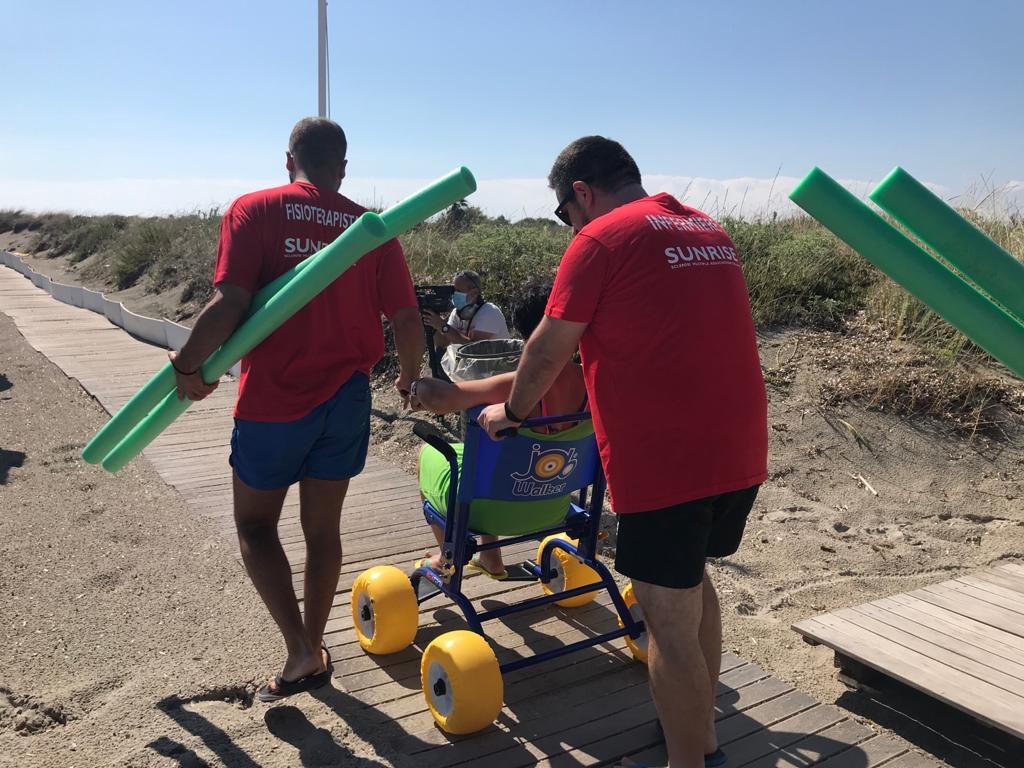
[{"x1": 817, "y1": 318, "x2": 1024, "y2": 439}]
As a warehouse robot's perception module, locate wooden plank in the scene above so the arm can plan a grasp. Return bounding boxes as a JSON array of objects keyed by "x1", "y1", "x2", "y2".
[
  {"x1": 618, "y1": 688, "x2": 816, "y2": 768},
  {"x1": 814, "y1": 735, "x2": 908, "y2": 768},
  {"x1": 425, "y1": 663, "x2": 789, "y2": 768},
  {"x1": 363, "y1": 652, "x2": 630, "y2": 727},
  {"x1": 848, "y1": 603, "x2": 1024, "y2": 684},
  {"x1": 999, "y1": 562, "x2": 1024, "y2": 579},
  {"x1": 551, "y1": 678, "x2": 795, "y2": 768},
  {"x1": 970, "y1": 568, "x2": 1024, "y2": 595},
  {"x1": 955, "y1": 576, "x2": 1024, "y2": 611},
  {"x1": 881, "y1": 751, "x2": 944, "y2": 768},
  {"x1": 937, "y1": 581, "x2": 1024, "y2": 618},
  {"x1": 721, "y1": 705, "x2": 845, "y2": 766},
  {"x1": 740, "y1": 718, "x2": 875, "y2": 768},
  {"x1": 337, "y1": 595, "x2": 624, "y2": 696},
  {"x1": 876, "y1": 595, "x2": 1024, "y2": 666},
  {"x1": 795, "y1": 613, "x2": 1024, "y2": 738},
  {"x1": 912, "y1": 583, "x2": 1024, "y2": 637},
  {"x1": 335, "y1": 593, "x2": 634, "y2": 688}
]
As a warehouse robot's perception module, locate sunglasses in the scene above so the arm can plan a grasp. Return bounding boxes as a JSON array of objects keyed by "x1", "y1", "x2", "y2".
[{"x1": 554, "y1": 182, "x2": 585, "y2": 226}]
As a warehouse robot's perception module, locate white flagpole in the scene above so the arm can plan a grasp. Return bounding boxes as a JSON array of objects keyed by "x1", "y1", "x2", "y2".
[{"x1": 317, "y1": 0, "x2": 328, "y2": 117}]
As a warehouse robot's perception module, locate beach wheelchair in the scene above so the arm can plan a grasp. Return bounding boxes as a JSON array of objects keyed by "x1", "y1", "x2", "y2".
[{"x1": 350, "y1": 406, "x2": 648, "y2": 734}]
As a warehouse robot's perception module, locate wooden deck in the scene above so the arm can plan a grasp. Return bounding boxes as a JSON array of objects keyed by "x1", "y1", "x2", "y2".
[
  {"x1": 793, "y1": 565, "x2": 1024, "y2": 743},
  {"x1": 1, "y1": 262, "x2": 942, "y2": 767}
]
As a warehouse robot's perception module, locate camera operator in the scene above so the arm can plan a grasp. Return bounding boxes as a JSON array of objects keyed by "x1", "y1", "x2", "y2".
[{"x1": 421, "y1": 270, "x2": 509, "y2": 349}]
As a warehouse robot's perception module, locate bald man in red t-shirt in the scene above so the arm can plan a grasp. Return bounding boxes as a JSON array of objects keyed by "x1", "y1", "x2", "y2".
[
  {"x1": 480, "y1": 137, "x2": 767, "y2": 768},
  {"x1": 170, "y1": 118, "x2": 423, "y2": 703}
]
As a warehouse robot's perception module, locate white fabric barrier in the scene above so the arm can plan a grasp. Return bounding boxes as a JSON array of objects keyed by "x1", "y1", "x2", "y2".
[
  {"x1": 50, "y1": 281, "x2": 84, "y2": 308},
  {"x1": 164, "y1": 319, "x2": 191, "y2": 352},
  {"x1": 82, "y1": 288, "x2": 106, "y2": 315},
  {"x1": 103, "y1": 297, "x2": 124, "y2": 327},
  {"x1": 30, "y1": 271, "x2": 52, "y2": 293},
  {"x1": 2, "y1": 260, "x2": 242, "y2": 380},
  {"x1": 122, "y1": 307, "x2": 168, "y2": 347}
]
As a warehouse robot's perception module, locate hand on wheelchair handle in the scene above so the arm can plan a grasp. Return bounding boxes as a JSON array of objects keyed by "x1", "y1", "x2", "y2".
[{"x1": 477, "y1": 402, "x2": 517, "y2": 439}]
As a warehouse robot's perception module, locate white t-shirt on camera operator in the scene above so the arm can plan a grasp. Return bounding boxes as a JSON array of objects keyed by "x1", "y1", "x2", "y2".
[
  {"x1": 427, "y1": 270, "x2": 510, "y2": 349},
  {"x1": 445, "y1": 302, "x2": 510, "y2": 340}
]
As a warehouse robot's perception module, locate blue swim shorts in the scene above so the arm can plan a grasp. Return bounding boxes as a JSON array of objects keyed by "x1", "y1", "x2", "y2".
[{"x1": 230, "y1": 373, "x2": 370, "y2": 490}]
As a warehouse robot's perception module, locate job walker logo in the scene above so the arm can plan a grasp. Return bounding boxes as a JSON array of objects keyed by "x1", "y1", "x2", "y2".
[{"x1": 510, "y1": 444, "x2": 577, "y2": 498}]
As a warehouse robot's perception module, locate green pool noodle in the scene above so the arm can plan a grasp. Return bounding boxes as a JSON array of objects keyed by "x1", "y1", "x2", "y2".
[
  {"x1": 789, "y1": 168, "x2": 1024, "y2": 379},
  {"x1": 380, "y1": 166, "x2": 475, "y2": 234},
  {"x1": 82, "y1": 255, "x2": 316, "y2": 464},
  {"x1": 100, "y1": 213, "x2": 387, "y2": 472},
  {"x1": 99, "y1": 167, "x2": 477, "y2": 472},
  {"x1": 83, "y1": 166, "x2": 476, "y2": 466},
  {"x1": 869, "y1": 166, "x2": 1024, "y2": 324}
]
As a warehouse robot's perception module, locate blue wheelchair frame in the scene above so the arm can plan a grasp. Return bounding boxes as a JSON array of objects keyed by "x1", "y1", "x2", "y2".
[{"x1": 411, "y1": 405, "x2": 645, "y2": 675}]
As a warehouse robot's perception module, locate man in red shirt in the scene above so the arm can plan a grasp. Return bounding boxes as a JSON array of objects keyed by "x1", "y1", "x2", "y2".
[
  {"x1": 169, "y1": 118, "x2": 423, "y2": 702},
  {"x1": 480, "y1": 136, "x2": 767, "y2": 768}
]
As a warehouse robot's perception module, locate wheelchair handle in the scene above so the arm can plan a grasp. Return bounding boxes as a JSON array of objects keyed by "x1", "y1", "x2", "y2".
[
  {"x1": 412, "y1": 422, "x2": 459, "y2": 464},
  {"x1": 485, "y1": 410, "x2": 591, "y2": 440}
]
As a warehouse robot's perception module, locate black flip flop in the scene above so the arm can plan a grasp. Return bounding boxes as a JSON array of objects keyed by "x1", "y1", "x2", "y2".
[
  {"x1": 321, "y1": 640, "x2": 333, "y2": 672},
  {"x1": 257, "y1": 667, "x2": 331, "y2": 703}
]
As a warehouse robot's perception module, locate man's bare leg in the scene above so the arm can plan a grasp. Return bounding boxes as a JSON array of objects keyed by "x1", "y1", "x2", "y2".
[
  {"x1": 233, "y1": 472, "x2": 321, "y2": 685},
  {"x1": 299, "y1": 476, "x2": 348, "y2": 662},
  {"x1": 632, "y1": 578, "x2": 709, "y2": 768},
  {"x1": 700, "y1": 573, "x2": 722, "y2": 754}
]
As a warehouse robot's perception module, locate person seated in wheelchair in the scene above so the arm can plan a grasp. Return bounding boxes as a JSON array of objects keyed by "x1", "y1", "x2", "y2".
[{"x1": 408, "y1": 283, "x2": 589, "y2": 580}]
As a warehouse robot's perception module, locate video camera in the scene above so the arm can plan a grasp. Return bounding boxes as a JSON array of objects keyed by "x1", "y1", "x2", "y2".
[
  {"x1": 415, "y1": 284, "x2": 455, "y2": 315},
  {"x1": 414, "y1": 285, "x2": 455, "y2": 381}
]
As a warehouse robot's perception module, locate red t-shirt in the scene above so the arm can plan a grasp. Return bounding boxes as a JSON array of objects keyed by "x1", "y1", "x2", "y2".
[
  {"x1": 213, "y1": 181, "x2": 416, "y2": 422},
  {"x1": 546, "y1": 193, "x2": 768, "y2": 513}
]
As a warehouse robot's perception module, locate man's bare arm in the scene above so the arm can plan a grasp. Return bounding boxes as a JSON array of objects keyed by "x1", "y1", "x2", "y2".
[
  {"x1": 391, "y1": 306, "x2": 425, "y2": 400},
  {"x1": 413, "y1": 372, "x2": 515, "y2": 414},
  {"x1": 174, "y1": 284, "x2": 253, "y2": 372},
  {"x1": 169, "y1": 283, "x2": 251, "y2": 401}
]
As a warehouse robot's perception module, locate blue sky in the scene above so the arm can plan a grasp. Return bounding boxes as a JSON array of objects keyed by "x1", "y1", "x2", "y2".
[{"x1": 1, "y1": 0, "x2": 1021, "y2": 217}]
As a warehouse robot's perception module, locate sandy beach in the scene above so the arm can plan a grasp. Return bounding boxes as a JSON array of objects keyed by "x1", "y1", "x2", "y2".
[{"x1": 1, "y1": 252, "x2": 1023, "y2": 766}]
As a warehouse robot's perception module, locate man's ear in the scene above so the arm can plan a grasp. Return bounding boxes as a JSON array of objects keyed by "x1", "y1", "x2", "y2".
[
  {"x1": 339, "y1": 158, "x2": 348, "y2": 182},
  {"x1": 285, "y1": 152, "x2": 296, "y2": 174},
  {"x1": 574, "y1": 180, "x2": 594, "y2": 209}
]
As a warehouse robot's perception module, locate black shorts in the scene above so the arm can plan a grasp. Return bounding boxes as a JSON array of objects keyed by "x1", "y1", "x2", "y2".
[{"x1": 614, "y1": 485, "x2": 760, "y2": 589}]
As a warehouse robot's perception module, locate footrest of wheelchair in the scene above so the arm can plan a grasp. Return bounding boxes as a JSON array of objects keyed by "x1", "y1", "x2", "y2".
[
  {"x1": 505, "y1": 561, "x2": 540, "y2": 582},
  {"x1": 415, "y1": 576, "x2": 442, "y2": 601}
]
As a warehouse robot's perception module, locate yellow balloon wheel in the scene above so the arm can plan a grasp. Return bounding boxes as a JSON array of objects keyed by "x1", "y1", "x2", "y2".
[
  {"x1": 618, "y1": 582, "x2": 649, "y2": 663},
  {"x1": 351, "y1": 565, "x2": 418, "y2": 655},
  {"x1": 536, "y1": 534, "x2": 601, "y2": 608},
  {"x1": 421, "y1": 630, "x2": 503, "y2": 734}
]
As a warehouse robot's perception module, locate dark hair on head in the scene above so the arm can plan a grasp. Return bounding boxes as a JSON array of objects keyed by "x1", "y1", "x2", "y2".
[
  {"x1": 547, "y1": 135, "x2": 641, "y2": 201},
  {"x1": 510, "y1": 282, "x2": 553, "y2": 339},
  {"x1": 288, "y1": 117, "x2": 347, "y2": 174}
]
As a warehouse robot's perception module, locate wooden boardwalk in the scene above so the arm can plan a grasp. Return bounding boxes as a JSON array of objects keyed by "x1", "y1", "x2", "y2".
[
  {"x1": 1, "y1": 263, "x2": 941, "y2": 767},
  {"x1": 794, "y1": 565, "x2": 1024, "y2": 743}
]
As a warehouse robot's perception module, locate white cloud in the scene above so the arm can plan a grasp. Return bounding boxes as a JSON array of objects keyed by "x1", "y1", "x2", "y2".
[{"x1": 0, "y1": 173, "x2": 1019, "y2": 221}]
